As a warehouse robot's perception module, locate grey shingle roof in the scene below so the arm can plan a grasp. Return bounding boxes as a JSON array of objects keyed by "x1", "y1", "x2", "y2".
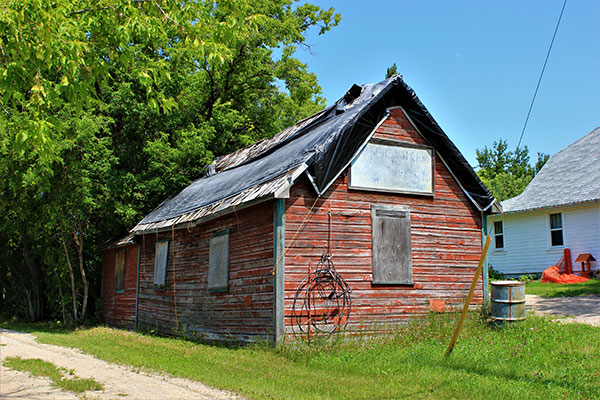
[{"x1": 502, "y1": 127, "x2": 600, "y2": 213}]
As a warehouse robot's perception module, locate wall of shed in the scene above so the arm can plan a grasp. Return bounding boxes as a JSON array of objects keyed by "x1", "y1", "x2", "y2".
[
  {"x1": 487, "y1": 202, "x2": 600, "y2": 276},
  {"x1": 136, "y1": 202, "x2": 275, "y2": 342},
  {"x1": 102, "y1": 244, "x2": 139, "y2": 329},
  {"x1": 284, "y1": 108, "x2": 483, "y2": 334}
]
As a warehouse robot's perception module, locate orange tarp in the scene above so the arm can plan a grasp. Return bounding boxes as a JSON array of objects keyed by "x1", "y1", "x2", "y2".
[{"x1": 541, "y1": 265, "x2": 589, "y2": 284}]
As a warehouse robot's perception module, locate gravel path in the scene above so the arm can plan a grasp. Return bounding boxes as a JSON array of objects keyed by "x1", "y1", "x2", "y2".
[
  {"x1": 526, "y1": 294, "x2": 600, "y2": 326},
  {"x1": 0, "y1": 329, "x2": 240, "y2": 400}
]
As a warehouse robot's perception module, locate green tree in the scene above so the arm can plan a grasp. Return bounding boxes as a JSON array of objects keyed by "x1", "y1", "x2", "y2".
[
  {"x1": 0, "y1": 0, "x2": 340, "y2": 322},
  {"x1": 476, "y1": 139, "x2": 548, "y2": 201},
  {"x1": 385, "y1": 63, "x2": 398, "y2": 78}
]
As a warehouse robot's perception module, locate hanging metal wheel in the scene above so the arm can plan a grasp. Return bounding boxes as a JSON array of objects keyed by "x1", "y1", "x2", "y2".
[{"x1": 292, "y1": 254, "x2": 352, "y2": 336}]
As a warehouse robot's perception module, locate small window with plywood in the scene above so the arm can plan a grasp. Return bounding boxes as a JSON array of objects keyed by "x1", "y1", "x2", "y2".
[
  {"x1": 208, "y1": 229, "x2": 230, "y2": 292},
  {"x1": 154, "y1": 240, "x2": 169, "y2": 288},
  {"x1": 371, "y1": 205, "x2": 413, "y2": 285},
  {"x1": 114, "y1": 249, "x2": 126, "y2": 294}
]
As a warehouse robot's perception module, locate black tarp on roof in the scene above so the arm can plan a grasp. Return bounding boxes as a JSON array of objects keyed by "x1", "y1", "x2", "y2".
[{"x1": 137, "y1": 76, "x2": 494, "y2": 227}]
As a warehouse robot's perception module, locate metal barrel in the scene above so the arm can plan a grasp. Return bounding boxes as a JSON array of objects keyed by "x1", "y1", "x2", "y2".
[{"x1": 490, "y1": 280, "x2": 526, "y2": 323}]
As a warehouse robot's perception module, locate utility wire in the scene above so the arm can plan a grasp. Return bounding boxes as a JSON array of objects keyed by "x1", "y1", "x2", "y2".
[{"x1": 517, "y1": 0, "x2": 568, "y2": 151}]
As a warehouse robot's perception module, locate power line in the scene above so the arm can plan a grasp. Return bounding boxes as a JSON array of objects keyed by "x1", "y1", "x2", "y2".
[{"x1": 516, "y1": 0, "x2": 568, "y2": 151}]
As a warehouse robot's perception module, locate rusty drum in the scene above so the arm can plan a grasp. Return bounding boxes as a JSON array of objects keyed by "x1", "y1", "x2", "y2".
[{"x1": 491, "y1": 280, "x2": 526, "y2": 323}]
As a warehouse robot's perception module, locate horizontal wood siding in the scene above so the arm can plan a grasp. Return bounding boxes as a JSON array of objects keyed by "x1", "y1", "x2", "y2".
[
  {"x1": 284, "y1": 108, "x2": 483, "y2": 333},
  {"x1": 102, "y1": 244, "x2": 138, "y2": 328},
  {"x1": 136, "y1": 202, "x2": 275, "y2": 342},
  {"x1": 487, "y1": 202, "x2": 600, "y2": 276}
]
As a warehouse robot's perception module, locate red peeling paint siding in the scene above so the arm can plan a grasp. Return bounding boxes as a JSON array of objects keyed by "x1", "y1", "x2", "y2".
[
  {"x1": 102, "y1": 244, "x2": 138, "y2": 328},
  {"x1": 283, "y1": 108, "x2": 483, "y2": 333},
  {"x1": 134, "y1": 202, "x2": 275, "y2": 342}
]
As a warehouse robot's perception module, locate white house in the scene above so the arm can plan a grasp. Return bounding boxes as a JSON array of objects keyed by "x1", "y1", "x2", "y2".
[{"x1": 487, "y1": 127, "x2": 600, "y2": 277}]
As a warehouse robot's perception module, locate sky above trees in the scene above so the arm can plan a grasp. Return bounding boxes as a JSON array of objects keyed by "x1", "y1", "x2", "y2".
[{"x1": 293, "y1": 0, "x2": 600, "y2": 167}]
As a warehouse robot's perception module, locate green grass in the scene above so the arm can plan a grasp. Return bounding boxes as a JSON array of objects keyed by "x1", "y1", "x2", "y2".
[
  {"x1": 2, "y1": 314, "x2": 599, "y2": 400},
  {"x1": 2, "y1": 356, "x2": 104, "y2": 393},
  {"x1": 526, "y1": 279, "x2": 600, "y2": 297}
]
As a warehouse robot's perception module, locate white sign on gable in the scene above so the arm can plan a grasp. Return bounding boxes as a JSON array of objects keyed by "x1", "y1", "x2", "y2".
[{"x1": 349, "y1": 139, "x2": 434, "y2": 195}]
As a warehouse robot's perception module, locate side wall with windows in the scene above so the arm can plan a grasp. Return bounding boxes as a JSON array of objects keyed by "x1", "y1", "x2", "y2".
[
  {"x1": 135, "y1": 202, "x2": 275, "y2": 342},
  {"x1": 487, "y1": 202, "x2": 600, "y2": 276},
  {"x1": 284, "y1": 108, "x2": 483, "y2": 333},
  {"x1": 102, "y1": 243, "x2": 139, "y2": 328}
]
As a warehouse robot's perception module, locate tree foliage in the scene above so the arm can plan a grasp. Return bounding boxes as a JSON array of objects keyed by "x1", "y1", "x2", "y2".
[
  {"x1": 0, "y1": 0, "x2": 340, "y2": 322},
  {"x1": 476, "y1": 139, "x2": 548, "y2": 202},
  {"x1": 385, "y1": 63, "x2": 398, "y2": 79}
]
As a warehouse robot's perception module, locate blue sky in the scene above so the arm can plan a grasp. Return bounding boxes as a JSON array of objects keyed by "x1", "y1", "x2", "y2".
[{"x1": 294, "y1": 0, "x2": 600, "y2": 167}]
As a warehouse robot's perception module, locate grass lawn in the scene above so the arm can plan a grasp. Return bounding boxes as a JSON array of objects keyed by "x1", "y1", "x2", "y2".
[
  {"x1": 2, "y1": 314, "x2": 599, "y2": 400},
  {"x1": 526, "y1": 279, "x2": 600, "y2": 297}
]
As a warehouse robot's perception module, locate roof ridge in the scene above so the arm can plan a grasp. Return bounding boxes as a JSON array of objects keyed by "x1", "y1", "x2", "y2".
[{"x1": 545, "y1": 126, "x2": 600, "y2": 161}]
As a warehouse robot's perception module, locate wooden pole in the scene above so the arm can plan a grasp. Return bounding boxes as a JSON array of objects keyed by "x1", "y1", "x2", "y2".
[{"x1": 445, "y1": 235, "x2": 492, "y2": 357}]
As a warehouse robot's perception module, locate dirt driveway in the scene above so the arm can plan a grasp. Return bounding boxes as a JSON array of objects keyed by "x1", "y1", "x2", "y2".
[
  {"x1": 0, "y1": 329, "x2": 240, "y2": 400},
  {"x1": 526, "y1": 294, "x2": 600, "y2": 326}
]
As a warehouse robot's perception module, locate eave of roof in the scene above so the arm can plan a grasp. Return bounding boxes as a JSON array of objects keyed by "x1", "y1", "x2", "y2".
[
  {"x1": 130, "y1": 164, "x2": 307, "y2": 234},
  {"x1": 103, "y1": 233, "x2": 136, "y2": 249},
  {"x1": 497, "y1": 198, "x2": 599, "y2": 215}
]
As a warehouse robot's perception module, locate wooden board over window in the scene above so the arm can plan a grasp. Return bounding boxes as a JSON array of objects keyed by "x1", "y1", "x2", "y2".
[
  {"x1": 350, "y1": 139, "x2": 434, "y2": 196},
  {"x1": 154, "y1": 240, "x2": 169, "y2": 287},
  {"x1": 114, "y1": 249, "x2": 126, "y2": 293},
  {"x1": 208, "y1": 229, "x2": 230, "y2": 292},
  {"x1": 371, "y1": 204, "x2": 413, "y2": 285}
]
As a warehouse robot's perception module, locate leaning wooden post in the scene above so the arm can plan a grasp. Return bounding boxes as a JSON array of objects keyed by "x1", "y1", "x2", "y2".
[{"x1": 445, "y1": 235, "x2": 492, "y2": 357}]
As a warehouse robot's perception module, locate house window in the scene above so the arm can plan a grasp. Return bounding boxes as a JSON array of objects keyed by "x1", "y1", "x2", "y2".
[
  {"x1": 154, "y1": 240, "x2": 169, "y2": 287},
  {"x1": 114, "y1": 249, "x2": 126, "y2": 293},
  {"x1": 549, "y1": 213, "x2": 564, "y2": 247},
  {"x1": 493, "y1": 221, "x2": 504, "y2": 250},
  {"x1": 371, "y1": 205, "x2": 413, "y2": 285},
  {"x1": 208, "y1": 229, "x2": 230, "y2": 292}
]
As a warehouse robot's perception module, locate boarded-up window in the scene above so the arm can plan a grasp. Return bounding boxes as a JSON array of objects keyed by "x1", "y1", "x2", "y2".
[
  {"x1": 154, "y1": 240, "x2": 169, "y2": 287},
  {"x1": 114, "y1": 249, "x2": 126, "y2": 293},
  {"x1": 371, "y1": 205, "x2": 413, "y2": 285},
  {"x1": 208, "y1": 229, "x2": 230, "y2": 292}
]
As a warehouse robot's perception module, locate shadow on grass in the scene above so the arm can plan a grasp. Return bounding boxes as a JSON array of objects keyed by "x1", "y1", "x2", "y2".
[
  {"x1": 442, "y1": 356, "x2": 597, "y2": 397},
  {"x1": 0, "y1": 315, "x2": 263, "y2": 352},
  {"x1": 0, "y1": 316, "x2": 78, "y2": 335}
]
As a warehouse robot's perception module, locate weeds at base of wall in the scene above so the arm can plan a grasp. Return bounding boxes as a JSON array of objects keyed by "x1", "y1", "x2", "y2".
[
  {"x1": 274, "y1": 312, "x2": 466, "y2": 359},
  {"x1": 488, "y1": 265, "x2": 505, "y2": 280},
  {"x1": 135, "y1": 322, "x2": 257, "y2": 349},
  {"x1": 478, "y1": 303, "x2": 492, "y2": 323},
  {"x1": 517, "y1": 274, "x2": 537, "y2": 282}
]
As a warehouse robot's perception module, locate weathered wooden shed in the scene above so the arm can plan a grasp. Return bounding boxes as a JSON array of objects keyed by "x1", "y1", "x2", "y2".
[{"x1": 102, "y1": 76, "x2": 497, "y2": 342}]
